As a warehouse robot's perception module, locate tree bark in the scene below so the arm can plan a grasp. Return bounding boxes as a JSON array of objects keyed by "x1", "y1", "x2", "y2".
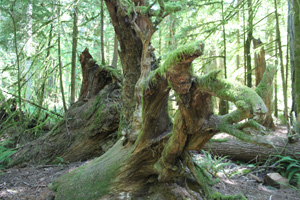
[
  {"x1": 245, "y1": 0, "x2": 253, "y2": 88},
  {"x1": 291, "y1": 0, "x2": 300, "y2": 133},
  {"x1": 57, "y1": 1, "x2": 67, "y2": 113},
  {"x1": 25, "y1": 2, "x2": 33, "y2": 102},
  {"x1": 219, "y1": 0, "x2": 229, "y2": 115},
  {"x1": 253, "y1": 38, "x2": 275, "y2": 129},
  {"x1": 100, "y1": 0, "x2": 105, "y2": 65},
  {"x1": 275, "y1": 0, "x2": 289, "y2": 128},
  {"x1": 70, "y1": 1, "x2": 78, "y2": 104},
  {"x1": 111, "y1": 34, "x2": 118, "y2": 67},
  {"x1": 9, "y1": 5, "x2": 22, "y2": 126}
]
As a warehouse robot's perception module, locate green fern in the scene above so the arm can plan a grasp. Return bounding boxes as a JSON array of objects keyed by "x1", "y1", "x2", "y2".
[
  {"x1": 0, "y1": 140, "x2": 16, "y2": 168},
  {"x1": 274, "y1": 155, "x2": 300, "y2": 186}
]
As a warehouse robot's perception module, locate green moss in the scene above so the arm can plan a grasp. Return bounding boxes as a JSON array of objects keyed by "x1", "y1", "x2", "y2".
[
  {"x1": 84, "y1": 94, "x2": 104, "y2": 119},
  {"x1": 88, "y1": 104, "x2": 105, "y2": 132},
  {"x1": 199, "y1": 71, "x2": 267, "y2": 116},
  {"x1": 161, "y1": 41, "x2": 204, "y2": 72},
  {"x1": 52, "y1": 141, "x2": 132, "y2": 200},
  {"x1": 164, "y1": 2, "x2": 182, "y2": 13},
  {"x1": 102, "y1": 65, "x2": 122, "y2": 81},
  {"x1": 210, "y1": 138, "x2": 228, "y2": 143}
]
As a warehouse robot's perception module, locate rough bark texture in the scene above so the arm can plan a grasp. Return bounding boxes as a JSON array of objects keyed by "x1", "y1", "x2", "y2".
[
  {"x1": 9, "y1": 49, "x2": 121, "y2": 167},
  {"x1": 52, "y1": 40, "x2": 274, "y2": 200},
  {"x1": 245, "y1": 0, "x2": 253, "y2": 88},
  {"x1": 291, "y1": 0, "x2": 300, "y2": 133},
  {"x1": 253, "y1": 38, "x2": 275, "y2": 129},
  {"x1": 105, "y1": 0, "x2": 143, "y2": 135}
]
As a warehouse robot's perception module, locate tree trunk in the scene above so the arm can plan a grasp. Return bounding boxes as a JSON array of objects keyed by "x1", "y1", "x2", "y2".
[
  {"x1": 9, "y1": 5, "x2": 22, "y2": 126},
  {"x1": 290, "y1": 0, "x2": 300, "y2": 133},
  {"x1": 25, "y1": 2, "x2": 33, "y2": 103},
  {"x1": 275, "y1": 0, "x2": 289, "y2": 128},
  {"x1": 100, "y1": 0, "x2": 105, "y2": 65},
  {"x1": 219, "y1": 0, "x2": 229, "y2": 115},
  {"x1": 111, "y1": 34, "x2": 118, "y2": 67},
  {"x1": 253, "y1": 38, "x2": 275, "y2": 129},
  {"x1": 9, "y1": 49, "x2": 122, "y2": 167},
  {"x1": 236, "y1": 0, "x2": 240, "y2": 70},
  {"x1": 274, "y1": 43, "x2": 279, "y2": 118},
  {"x1": 70, "y1": 1, "x2": 78, "y2": 104},
  {"x1": 57, "y1": 2, "x2": 67, "y2": 113},
  {"x1": 245, "y1": 0, "x2": 253, "y2": 88}
]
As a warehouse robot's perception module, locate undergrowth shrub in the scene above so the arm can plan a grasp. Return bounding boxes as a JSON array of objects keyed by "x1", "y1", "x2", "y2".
[{"x1": 0, "y1": 140, "x2": 16, "y2": 169}]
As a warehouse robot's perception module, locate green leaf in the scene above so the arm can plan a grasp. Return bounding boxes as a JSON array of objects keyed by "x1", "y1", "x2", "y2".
[
  {"x1": 287, "y1": 169, "x2": 300, "y2": 182},
  {"x1": 277, "y1": 156, "x2": 298, "y2": 164},
  {"x1": 287, "y1": 163, "x2": 300, "y2": 171},
  {"x1": 56, "y1": 157, "x2": 64, "y2": 163}
]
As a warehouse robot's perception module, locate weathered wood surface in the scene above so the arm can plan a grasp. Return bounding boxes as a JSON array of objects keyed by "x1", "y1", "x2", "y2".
[
  {"x1": 204, "y1": 129, "x2": 300, "y2": 162},
  {"x1": 9, "y1": 49, "x2": 121, "y2": 167}
]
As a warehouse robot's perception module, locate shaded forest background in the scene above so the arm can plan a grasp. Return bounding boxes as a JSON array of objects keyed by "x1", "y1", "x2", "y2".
[{"x1": 0, "y1": 0, "x2": 292, "y2": 125}]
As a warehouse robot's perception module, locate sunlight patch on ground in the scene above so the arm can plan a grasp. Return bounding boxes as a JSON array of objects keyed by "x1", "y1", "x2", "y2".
[
  {"x1": 0, "y1": 187, "x2": 25, "y2": 196},
  {"x1": 213, "y1": 133, "x2": 230, "y2": 139}
]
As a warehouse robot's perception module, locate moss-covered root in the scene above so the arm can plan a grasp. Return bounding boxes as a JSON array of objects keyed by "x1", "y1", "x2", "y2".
[
  {"x1": 184, "y1": 152, "x2": 246, "y2": 200},
  {"x1": 50, "y1": 140, "x2": 131, "y2": 200}
]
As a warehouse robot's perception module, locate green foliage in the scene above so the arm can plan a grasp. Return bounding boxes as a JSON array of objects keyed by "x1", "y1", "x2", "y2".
[
  {"x1": 0, "y1": 140, "x2": 17, "y2": 168},
  {"x1": 194, "y1": 150, "x2": 231, "y2": 176},
  {"x1": 55, "y1": 157, "x2": 69, "y2": 165},
  {"x1": 274, "y1": 155, "x2": 300, "y2": 186}
]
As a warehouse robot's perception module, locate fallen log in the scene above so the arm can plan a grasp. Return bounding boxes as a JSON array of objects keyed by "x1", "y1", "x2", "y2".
[{"x1": 203, "y1": 126, "x2": 300, "y2": 162}]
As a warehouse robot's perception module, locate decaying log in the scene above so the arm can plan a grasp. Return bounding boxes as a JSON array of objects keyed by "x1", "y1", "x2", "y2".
[
  {"x1": 8, "y1": 49, "x2": 122, "y2": 167},
  {"x1": 203, "y1": 129, "x2": 300, "y2": 162}
]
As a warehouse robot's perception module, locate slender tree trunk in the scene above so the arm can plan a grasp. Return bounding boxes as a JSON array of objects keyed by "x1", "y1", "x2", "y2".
[
  {"x1": 236, "y1": 0, "x2": 240, "y2": 70},
  {"x1": 100, "y1": 0, "x2": 105, "y2": 65},
  {"x1": 58, "y1": 1, "x2": 67, "y2": 113},
  {"x1": 219, "y1": 0, "x2": 228, "y2": 115},
  {"x1": 245, "y1": 0, "x2": 253, "y2": 88},
  {"x1": 274, "y1": 42, "x2": 278, "y2": 118},
  {"x1": 243, "y1": 0, "x2": 247, "y2": 85},
  {"x1": 25, "y1": 2, "x2": 32, "y2": 102},
  {"x1": 275, "y1": 0, "x2": 289, "y2": 128},
  {"x1": 111, "y1": 34, "x2": 118, "y2": 67},
  {"x1": 70, "y1": 2, "x2": 78, "y2": 104},
  {"x1": 9, "y1": 7, "x2": 22, "y2": 125}
]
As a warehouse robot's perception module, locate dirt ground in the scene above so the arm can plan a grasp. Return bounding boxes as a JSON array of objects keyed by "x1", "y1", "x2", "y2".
[
  {"x1": 0, "y1": 162, "x2": 84, "y2": 200},
  {"x1": 1, "y1": 126, "x2": 300, "y2": 200},
  {"x1": 1, "y1": 160, "x2": 299, "y2": 200}
]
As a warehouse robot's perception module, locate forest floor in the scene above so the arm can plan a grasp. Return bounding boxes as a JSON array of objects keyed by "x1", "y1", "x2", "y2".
[{"x1": 0, "y1": 127, "x2": 299, "y2": 200}]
